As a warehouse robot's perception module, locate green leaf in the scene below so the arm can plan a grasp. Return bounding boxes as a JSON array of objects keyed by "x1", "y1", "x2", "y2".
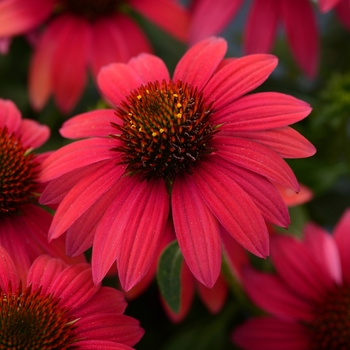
[{"x1": 157, "y1": 240, "x2": 183, "y2": 313}]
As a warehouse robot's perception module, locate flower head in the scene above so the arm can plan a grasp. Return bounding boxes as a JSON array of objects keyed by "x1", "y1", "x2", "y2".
[
  {"x1": 26, "y1": 0, "x2": 189, "y2": 113},
  {"x1": 0, "y1": 245, "x2": 144, "y2": 348},
  {"x1": 39, "y1": 37, "x2": 315, "y2": 291},
  {"x1": 0, "y1": 98, "x2": 84, "y2": 281},
  {"x1": 233, "y1": 209, "x2": 350, "y2": 350}
]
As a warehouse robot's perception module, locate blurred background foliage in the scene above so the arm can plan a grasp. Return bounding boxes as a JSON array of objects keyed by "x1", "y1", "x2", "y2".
[{"x1": 0, "y1": 1, "x2": 349, "y2": 349}]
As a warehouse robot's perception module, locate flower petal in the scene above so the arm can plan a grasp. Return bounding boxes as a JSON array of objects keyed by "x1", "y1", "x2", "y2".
[
  {"x1": 0, "y1": 99, "x2": 21, "y2": 134},
  {"x1": 19, "y1": 119, "x2": 50, "y2": 149},
  {"x1": 203, "y1": 54, "x2": 278, "y2": 109},
  {"x1": 172, "y1": 175, "x2": 222, "y2": 287},
  {"x1": 174, "y1": 36, "x2": 227, "y2": 91},
  {"x1": 0, "y1": 245, "x2": 19, "y2": 291}
]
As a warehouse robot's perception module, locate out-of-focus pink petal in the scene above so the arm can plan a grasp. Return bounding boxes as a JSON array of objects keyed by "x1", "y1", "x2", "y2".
[
  {"x1": 213, "y1": 136, "x2": 299, "y2": 191},
  {"x1": 93, "y1": 176, "x2": 169, "y2": 291},
  {"x1": 0, "y1": 0, "x2": 53, "y2": 37},
  {"x1": 172, "y1": 175, "x2": 222, "y2": 287},
  {"x1": 49, "y1": 264, "x2": 99, "y2": 310},
  {"x1": 335, "y1": 0, "x2": 350, "y2": 30},
  {"x1": 242, "y1": 268, "x2": 315, "y2": 321},
  {"x1": 189, "y1": 0, "x2": 243, "y2": 44},
  {"x1": 333, "y1": 209, "x2": 350, "y2": 285},
  {"x1": 129, "y1": 0, "x2": 189, "y2": 42},
  {"x1": 214, "y1": 92, "x2": 311, "y2": 130},
  {"x1": 319, "y1": 0, "x2": 342, "y2": 12},
  {"x1": 197, "y1": 274, "x2": 228, "y2": 314},
  {"x1": 173, "y1": 37, "x2": 227, "y2": 91},
  {"x1": 233, "y1": 317, "x2": 311, "y2": 350},
  {"x1": 275, "y1": 182, "x2": 313, "y2": 206},
  {"x1": 271, "y1": 234, "x2": 336, "y2": 303},
  {"x1": 128, "y1": 53, "x2": 170, "y2": 83},
  {"x1": 244, "y1": 0, "x2": 279, "y2": 54},
  {"x1": 51, "y1": 15, "x2": 91, "y2": 113},
  {"x1": 303, "y1": 223, "x2": 342, "y2": 285},
  {"x1": 0, "y1": 37, "x2": 11, "y2": 54},
  {"x1": 19, "y1": 119, "x2": 50, "y2": 149},
  {"x1": 203, "y1": 54, "x2": 278, "y2": 109},
  {"x1": 48, "y1": 162, "x2": 122, "y2": 240},
  {"x1": 209, "y1": 156, "x2": 290, "y2": 227},
  {"x1": 97, "y1": 62, "x2": 143, "y2": 107},
  {"x1": 281, "y1": 0, "x2": 319, "y2": 78},
  {"x1": 192, "y1": 161, "x2": 270, "y2": 258},
  {"x1": 38, "y1": 138, "x2": 116, "y2": 182},
  {"x1": 29, "y1": 18, "x2": 61, "y2": 111},
  {"x1": 27, "y1": 255, "x2": 67, "y2": 295},
  {"x1": 0, "y1": 98, "x2": 21, "y2": 133},
  {"x1": 227, "y1": 127, "x2": 316, "y2": 159},
  {"x1": 60, "y1": 109, "x2": 115, "y2": 139},
  {"x1": 0, "y1": 245, "x2": 19, "y2": 290}
]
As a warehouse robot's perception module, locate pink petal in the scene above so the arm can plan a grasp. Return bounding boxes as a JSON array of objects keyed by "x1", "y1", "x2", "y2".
[
  {"x1": 244, "y1": 0, "x2": 279, "y2": 54},
  {"x1": 213, "y1": 92, "x2": 311, "y2": 130},
  {"x1": 213, "y1": 136, "x2": 299, "y2": 191},
  {"x1": 0, "y1": 245, "x2": 19, "y2": 291},
  {"x1": 97, "y1": 62, "x2": 143, "y2": 107},
  {"x1": 271, "y1": 234, "x2": 336, "y2": 303},
  {"x1": 275, "y1": 182, "x2": 313, "y2": 206},
  {"x1": 319, "y1": 0, "x2": 342, "y2": 12},
  {"x1": 172, "y1": 175, "x2": 222, "y2": 288},
  {"x1": 233, "y1": 317, "x2": 311, "y2": 350},
  {"x1": 208, "y1": 156, "x2": 290, "y2": 227},
  {"x1": 226, "y1": 127, "x2": 316, "y2": 159},
  {"x1": 189, "y1": 0, "x2": 243, "y2": 44},
  {"x1": 281, "y1": 0, "x2": 319, "y2": 78},
  {"x1": 128, "y1": 53, "x2": 170, "y2": 83},
  {"x1": 242, "y1": 268, "x2": 315, "y2": 321},
  {"x1": 0, "y1": 37, "x2": 11, "y2": 54},
  {"x1": 38, "y1": 138, "x2": 116, "y2": 182},
  {"x1": 129, "y1": 0, "x2": 189, "y2": 42},
  {"x1": 0, "y1": 98, "x2": 21, "y2": 133},
  {"x1": 203, "y1": 54, "x2": 278, "y2": 109},
  {"x1": 27, "y1": 255, "x2": 67, "y2": 295},
  {"x1": 18, "y1": 118, "x2": 50, "y2": 149},
  {"x1": 49, "y1": 264, "x2": 100, "y2": 310},
  {"x1": 48, "y1": 162, "x2": 122, "y2": 240},
  {"x1": 336, "y1": 1, "x2": 350, "y2": 30},
  {"x1": 174, "y1": 37, "x2": 227, "y2": 91},
  {"x1": 333, "y1": 209, "x2": 350, "y2": 284},
  {"x1": 0, "y1": 0, "x2": 53, "y2": 37},
  {"x1": 73, "y1": 341, "x2": 133, "y2": 350},
  {"x1": 191, "y1": 161, "x2": 269, "y2": 258},
  {"x1": 51, "y1": 15, "x2": 91, "y2": 113},
  {"x1": 92, "y1": 177, "x2": 169, "y2": 291},
  {"x1": 60, "y1": 109, "x2": 116, "y2": 139}
]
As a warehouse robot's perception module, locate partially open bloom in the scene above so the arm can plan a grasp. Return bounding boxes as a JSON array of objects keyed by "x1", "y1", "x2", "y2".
[
  {"x1": 0, "y1": 98, "x2": 84, "y2": 281},
  {"x1": 319, "y1": 0, "x2": 350, "y2": 30},
  {"x1": 0, "y1": 245, "x2": 144, "y2": 348},
  {"x1": 233, "y1": 209, "x2": 350, "y2": 350},
  {"x1": 244, "y1": 0, "x2": 319, "y2": 78},
  {"x1": 39, "y1": 37, "x2": 315, "y2": 291},
  {"x1": 24, "y1": 0, "x2": 189, "y2": 113}
]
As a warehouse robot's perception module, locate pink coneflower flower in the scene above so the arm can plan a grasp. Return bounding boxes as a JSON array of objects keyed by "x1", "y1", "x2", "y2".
[
  {"x1": 233, "y1": 208, "x2": 350, "y2": 350},
  {"x1": 38, "y1": 37, "x2": 315, "y2": 292},
  {"x1": 0, "y1": 245, "x2": 144, "y2": 348},
  {"x1": 26, "y1": 0, "x2": 189, "y2": 113},
  {"x1": 244, "y1": 0, "x2": 319, "y2": 78},
  {"x1": 0, "y1": 98, "x2": 84, "y2": 281},
  {"x1": 319, "y1": 0, "x2": 350, "y2": 30}
]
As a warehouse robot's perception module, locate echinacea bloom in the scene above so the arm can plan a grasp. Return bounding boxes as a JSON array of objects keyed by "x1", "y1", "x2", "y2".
[
  {"x1": 188, "y1": 0, "x2": 243, "y2": 45},
  {"x1": 0, "y1": 98, "x2": 84, "y2": 282},
  {"x1": 319, "y1": 0, "x2": 350, "y2": 30},
  {"x1": 244, "y1": 0, "x2": 319, "y2": 78},
  {"x1": 38, "y1": 37, "x2": 315, "y2": 292},
  {"x1": 233, "y1": 209, "x2": 350, "y2": 350},
  {"x1": 0, "y1": 245, "x2": 144, "y2": 349},
  {"x1": 27, "y1": 0, "x2": 189, "y2": 113}
]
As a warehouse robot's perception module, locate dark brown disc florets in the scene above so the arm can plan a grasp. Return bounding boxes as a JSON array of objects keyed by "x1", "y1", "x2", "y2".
[
  {"x1": 111, "y1": 80, "x2": 218, "y2": 181},
  {"x1": 309, "y1": 285, "x2": 350, "y2": 349},
  {"x1": 0, "y1": 127, "x2": 38, "y2": 215},
  {"x1": 0, "y1": 283, "x2": 78, "y2": 349}
]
